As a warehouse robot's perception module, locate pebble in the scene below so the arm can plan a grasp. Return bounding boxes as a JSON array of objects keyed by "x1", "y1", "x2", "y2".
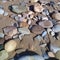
[
  {"x1": 34, "y1": 35, "x2": 43, "y2": 41},
  {"x1": 55, "y1": 50, "x2": 60, "y2": 60},
  {"x1": 3, "y1": 11, "x2": 8, "y2": 16},
  {"x1": 39, "y1": 20, "x2": 53, "y2": 28},
  {"x1": 51, "y1": 31, "x2": 55, "y2": 36},
  {"x1": 27, "y1": 20, "x2": 31, "y2": 25},
  {"x1": 0, "y1": 8, "x2": 4, "y2": 15},
  {"x1": 48, "y1": 52, "x2": 55, "y2": 57},
  {"x1": 52, "y1": 12, "x2": 60, "y2": 21},
  {"x1": 30, "y1": 0, "x2": 38, "y2": 3},
  {"x1": 34, "y1": 3, "x2": 44, "y2": 13},
  {"x1": 20, "y1": 22, "x2": 29, "y2": 28},
  {"x1": 5, "y1": 40, "x2": 17, "y2": 52},
  {"x1": 42, "y1": 31, "x2": 47, "y2": 37},
  {"x1": 0, "y1": 50, "x2": 9, "y2": 60},
  {"x1": 11, "y1": 5, "x2": 28, "y2": 14},
  {"x1": 52, "y1": 24, "x2": 60, "y2": 32},
  {"x1": 3, "y1": 26, "x2": 18, "y2": 37},
  {"x1": 31, "y1": 25, "x2": 45, "y2": 34},
  {"x1": 50, "y1": 45, "x2": 60, "y2": 53},
  {"x1": 18, "y1": 28, "x2": 30, "y2": 35},
  {"x1": 0, "y1": 33, "x2": 4, "y2": 38}
]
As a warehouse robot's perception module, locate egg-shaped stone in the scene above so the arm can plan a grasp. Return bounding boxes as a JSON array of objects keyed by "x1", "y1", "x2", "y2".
[{"x1": 5, "y1": 40, "x2": 17, "y2": 52}]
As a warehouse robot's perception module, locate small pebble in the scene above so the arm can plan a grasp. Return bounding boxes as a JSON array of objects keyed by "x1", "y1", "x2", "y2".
[
  {"x1": 3, "y1": 11, "x2": 8, "y2": 16},
  {"x1": 0, "y1": 8, "x2": 4, "y2": 15},
  {"x1": 42, "y1": 31, "x2": 47, "y2": 37}
]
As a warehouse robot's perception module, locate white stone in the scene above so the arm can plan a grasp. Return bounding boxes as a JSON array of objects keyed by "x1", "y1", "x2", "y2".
[
  {"x1": 3, "y1": 12, "x2": 8, "y2": 16},
  {"x1": 0, "y1": 9, "x2": 4, "y2": 15},
  {"x1": 51, "y1": 31, "x2": 55, "y2": 36}
]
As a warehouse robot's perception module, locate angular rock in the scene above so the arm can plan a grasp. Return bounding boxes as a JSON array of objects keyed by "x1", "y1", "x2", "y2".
[{"x1": 3, "y1": 26, "x2": 18, "y2": 37}]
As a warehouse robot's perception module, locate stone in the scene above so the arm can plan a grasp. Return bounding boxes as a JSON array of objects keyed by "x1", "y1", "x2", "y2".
[
  {"x1": 0, "y1": 50, "x2": 9, "y2": 60},
  {"x1": 48, "y1": 52, "x2": 55, "y2": 57},
  {"x1": 30, "y1": 0, "x2": 38, "y2": 3},
  {"x1": 3, "y1": 26, "x2": 18, "y2": 37},
  {"x1": 0, "y1": 8, "x2": 4, "y2": 15},
  {"x1": 20, "y1": 22, "x2": 29, "y2": 28},
  {"x1": 55, "y1": 51, "x2": 60, "y2": 60},
  {"x1": 39, "y1": 20, "x2": 53, "y2": 28},
  {"x1": 3, "y1": 12, "x2": 8, "y2": 16},
  {"x1": 18, "y1": 28, "x2": 30, "y2": 35},
  {"x1": 52, "y1": 12, "x2": 60, "y2": 21},
  {"x1": 31, "y1": 25, "x2": 45, "y2": 34},
  {"x1": 42, "y1": 31, "x2": 47, "y2": 37},
  {"x1": 11, "y1": 4, "x2": 28, "y2": 14},
  {"x1": 0, "y1": 33, "x2": 4, "y2": 38},
  {"x1": 5, "y1": 40, "x2": 17, "y2": 52},
  {"x1": 34, "y1": 3, "x2": 44, "y2": 13},
  {"x1": 34, "y1": 35, "x2": 43, "y2": 41},
  {"x1": 52, "y1": 24, "x2": 60, "y2": 33},
  {"x1": 50, "y1": 45, "x2": 60, "y2": 53}
]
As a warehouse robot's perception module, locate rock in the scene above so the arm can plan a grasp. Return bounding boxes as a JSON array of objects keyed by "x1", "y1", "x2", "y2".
[
  {"x1": 31, "y1": 25, "x2": 45, "y2": 34},
  {"x1": 39, "y1": 20, "x2": 53, "y2": 28},
  {"x1": 50, "y1": 45, "x2": 60, "y2": 53},
  {"x1": 0, "y1": 50, "x2": 9, "y2": 60},
  {"x1": 15, "y1": 16, "x2": 27, "y2": 22},
  {"x1": 52, "y1": 12, "x2": 60, "y2": 21},
  {"x1": 42, "y1": 31, "x2": 47, "y2": 37},
  {"x1": 10, "y1": 4, "x2": 28, "y2": 14},
  {"x1": 3, "y1": 26, "x2": 18, "y2": 37},
  {"x1": 0, "y1": 33, "x2": 4, "y2": 38},
  {"x1": 30, "y1": 0, "x2": 38, "y2": 3},
  {"x1": 5, "y1": 40, "x2": 17, "y2": 52},
  {"x1": 34, "y1": 3, "x2": 44, "y2": 13},
  {"x1": 18, "y1": 28, "x2": 30, "y2": 35},
  {"x1": 34, "y1": 35, "x2": 43, "y2": 41},
  {"x1": 27, "y1": 20, "x2": 32, "y2": 25},
  {"x1": 52, "y1": 24, "x2": 60, "y2": 33},
  {"x1": 20, "y1": 22, "x2": 29, "y2": 28},
  {"x1": 51, "y1": 31, "x2": 55, "y2": 36},
  {"x1": 3, "y1": 12, "x2": 8, "y2": 16},
  {"x1": 55, "y1": 51, "x2": 60, "y2": 60},
  {"x1": 48, "y1": 52, "x2": 55, "y2": 57},
  {"x1": 0, "y1": 8, "x2": 4, "y2": 15}
]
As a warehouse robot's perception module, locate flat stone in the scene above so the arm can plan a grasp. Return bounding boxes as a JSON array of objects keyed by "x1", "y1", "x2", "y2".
[
  {"x1": 3, "y1": 26, "x2": 18, "y2": 37},
  {"x1": 11, "y1": 4, "x2": 28, "y2": 14},
  {"x1": 31, "y1": 25, "x2": 45, "y2": 34},
  {"x1": 18, "y1": 28, "x2": 30, "y2": 35}
]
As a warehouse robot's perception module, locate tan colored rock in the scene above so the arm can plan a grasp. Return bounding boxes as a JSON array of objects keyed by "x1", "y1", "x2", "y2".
[
  {"x1": 39, "y1": 20, "x2": 53, "y2": 28},
  {"x1": 5, "y1": 40, "x2": 17, "y2": 52},
  {"x1": 48, "y1": 52, "x2": 55, "y2": 57},
  {"x1": 52, "y1": 12, "x2": 60, "y2": 21},
  {"x1": 34, "y1": 3, "x2": 44, "y2": 12},
  {"x1": 30, "y1": 0, "x2": 38, "y2": 3},
  {"x1": 31, "y1": 25, "x2": 45, "y2": 34},
  {"x1": 3, "y1": 26, "x2": 18, "y2": 37},
  {"x1": 20, "y1": 22, "x2": 29, "y2": 28}
]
